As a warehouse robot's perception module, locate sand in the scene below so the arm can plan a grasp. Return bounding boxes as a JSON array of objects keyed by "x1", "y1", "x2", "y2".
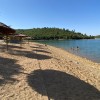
[{"x1": 0, "y1": 41, "x2": 100, "y2": 100}]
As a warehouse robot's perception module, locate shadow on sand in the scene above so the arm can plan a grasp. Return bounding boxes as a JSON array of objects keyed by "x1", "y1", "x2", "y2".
[
  {"x1": 27, "y1": 69, "x2": 100, "y2": 100},
  {"x1": 0, "y1": 57, "x2": 23, "y2": 85},
  {"x1": 30, "y1": 46, "x2": 44, "y2": 49},
  {"x1": 0, "y1": 44, "x2": 25, "y2": 50},
  {"x1": 8, "y1": 49, "x2": 52, "y2": 60}
]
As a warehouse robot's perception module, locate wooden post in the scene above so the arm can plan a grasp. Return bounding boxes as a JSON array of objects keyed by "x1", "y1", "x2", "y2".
[
  {"x1": 20, "y1": 37, "x2": 22, "y2": 47},
  {"x1": 6, "y1": 35, "x2": 8, "y2": 51}
]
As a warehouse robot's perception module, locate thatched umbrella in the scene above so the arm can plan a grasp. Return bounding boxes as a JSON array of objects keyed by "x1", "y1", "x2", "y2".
[
  {"x1": 0, "y1": 22, "x2": 15, "y2": 50},
  {"x1": 14, "y1": 34, "x2": 28, "y2": 47}
]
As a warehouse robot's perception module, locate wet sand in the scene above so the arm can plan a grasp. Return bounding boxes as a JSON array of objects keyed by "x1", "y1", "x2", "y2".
[{"x1": 0, "y1": 41, "x2": 100, "y2": 100}]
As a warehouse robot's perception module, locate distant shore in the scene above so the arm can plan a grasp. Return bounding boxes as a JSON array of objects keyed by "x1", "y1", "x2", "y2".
[{"x1": 0, "y1": 41, "x2": 100, "y2": 99}]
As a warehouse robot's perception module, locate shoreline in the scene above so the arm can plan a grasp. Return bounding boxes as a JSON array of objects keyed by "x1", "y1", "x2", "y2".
[
  {"x1": 34, "y1": 39, "x2": 100, "y2": 64},
  {"x1": 43, "y1": 42, "x2": 100, "y2": 65},
  {"x1": 0, "y1": 41, "x2": 100, "y2": 99},
  {"x1": 47, "y1": 43, "x2": 100, "y2": 68}
]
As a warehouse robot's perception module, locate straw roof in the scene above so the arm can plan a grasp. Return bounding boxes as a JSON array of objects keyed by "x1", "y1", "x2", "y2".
[
  {"x1": 0, "y1": 22, "x2": 15, "y2": 34},
  {"x1": 14, "y1": 34, "x2": 28, "y2": 37}
]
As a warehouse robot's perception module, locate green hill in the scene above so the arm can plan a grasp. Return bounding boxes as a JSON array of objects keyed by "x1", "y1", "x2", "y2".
[{"x1": 16, "y1": 27, "x2": 94, "y2": 40}]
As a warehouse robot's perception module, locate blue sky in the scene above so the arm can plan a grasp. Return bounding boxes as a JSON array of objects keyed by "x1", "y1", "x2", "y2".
[{"x1": 0, "y1": 0, "x2": 100, "y2": 35}]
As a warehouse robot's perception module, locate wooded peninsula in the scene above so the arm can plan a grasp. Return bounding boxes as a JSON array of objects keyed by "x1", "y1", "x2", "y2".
[{"x1": 16, "y1": 27, "x2": 94, "y2": 40}]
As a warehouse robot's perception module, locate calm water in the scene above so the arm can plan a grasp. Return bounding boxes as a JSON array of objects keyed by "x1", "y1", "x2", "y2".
[{"x1": 34, "y1": 39, "x2": 100, "y2": 63}]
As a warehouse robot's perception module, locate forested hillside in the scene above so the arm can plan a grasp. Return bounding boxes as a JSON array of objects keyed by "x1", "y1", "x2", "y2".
[
  {"x1": 95, "y1": 35, "x2": 100, "y2": 38},
  {"x1": 16, "y1": 27, "x2": 94, "y2": 40}
]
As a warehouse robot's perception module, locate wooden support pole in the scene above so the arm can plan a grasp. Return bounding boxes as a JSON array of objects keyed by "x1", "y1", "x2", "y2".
[{"x1": 6, "y1": 35, "x2": 8, "y2": 51}]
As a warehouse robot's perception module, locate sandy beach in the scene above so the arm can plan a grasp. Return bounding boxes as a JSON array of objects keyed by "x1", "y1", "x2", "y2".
[{"x1": 0, "y1": 41, "x2": 100, "y2": 100}]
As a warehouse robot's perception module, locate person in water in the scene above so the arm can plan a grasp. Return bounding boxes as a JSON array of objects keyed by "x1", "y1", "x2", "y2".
[
  {"x1": 71, "y1": 46, "x2": 79, "y2": 50},
  {"x1": 77, "y1": 46, "x2": 79, "y2": 49}
]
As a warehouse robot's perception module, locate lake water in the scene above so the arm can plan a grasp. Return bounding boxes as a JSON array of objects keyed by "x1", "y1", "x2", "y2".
[{"x1": 34, "y1": 39, "x2": 100, "y2": 63}]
